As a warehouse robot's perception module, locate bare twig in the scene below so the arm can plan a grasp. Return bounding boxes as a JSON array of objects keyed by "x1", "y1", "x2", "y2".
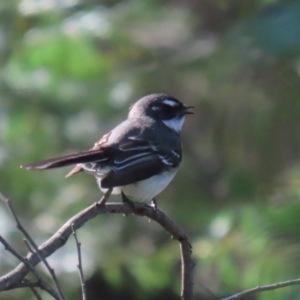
[
  {"x1": 0, "y1": 198, "x2": 194, "y2": 300},
  {"x1": 24, "y1": 239, "x2": 34, "y2": 254},
  {"x1": 4, "y1": 278, "x2": 43, "y2": 300},
  {"x1": 71, "y1": 224, "x2": 86, "y2": 300},
  {"x1": 24, "y1": 237, "x2": 44, "y2": 299},
  {"x1": 222, "y1": 279, "x2": 300, "y2": 300},
  {"x1": 0, "y1": 191, "x2": 65, "y2": 300},
  {"x1": 4, "y1": 279, "x2": 39, "y2": 291},
  {"x1": 29, "y1": 285, "x2": 43, "y2": 300},
  {"x1": 0, "y1": 234, "x2": 60, "y2": 299},
  {"x1": 179, "y1": 240, "x2": 194, "y2": 299}
]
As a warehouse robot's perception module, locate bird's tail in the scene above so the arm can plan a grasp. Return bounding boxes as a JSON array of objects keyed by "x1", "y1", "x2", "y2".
[{"x1": 21, "y1": 149, "x2": 107, "y2": 170}]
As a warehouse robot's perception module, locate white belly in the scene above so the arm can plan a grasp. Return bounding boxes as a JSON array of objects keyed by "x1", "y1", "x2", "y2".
[{"x1": 101, "y1": 170, "x2": 177, "y2": 201}]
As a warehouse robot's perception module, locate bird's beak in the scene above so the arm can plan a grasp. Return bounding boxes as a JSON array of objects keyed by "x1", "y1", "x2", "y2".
[{"x1": 183, "y1": 105, "x2": 194, "y2": 115}]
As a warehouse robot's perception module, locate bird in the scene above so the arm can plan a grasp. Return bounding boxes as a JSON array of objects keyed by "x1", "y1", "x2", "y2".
[{"x1": 21, "y1": 93, "x2": 193, "y2": 206}]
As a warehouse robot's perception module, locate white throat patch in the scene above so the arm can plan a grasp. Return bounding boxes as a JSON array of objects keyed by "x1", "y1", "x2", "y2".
[{"x1": 163, "y1": 116, "x2": 185, "y2": 133}]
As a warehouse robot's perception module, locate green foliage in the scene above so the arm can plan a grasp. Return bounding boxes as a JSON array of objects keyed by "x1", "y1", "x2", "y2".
[{"x1": 1, "y1": 0, "x2": 300, "y2": 299}]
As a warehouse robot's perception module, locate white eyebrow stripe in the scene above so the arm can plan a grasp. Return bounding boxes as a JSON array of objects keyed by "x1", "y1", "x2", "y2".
[{"x1": 162, "y1": 99, "x2": 179, "y2": 107}]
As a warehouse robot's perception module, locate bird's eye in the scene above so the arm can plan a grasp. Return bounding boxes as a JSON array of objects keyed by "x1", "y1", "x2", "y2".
[{"x1": 162, "y1": 104, "x2": 173, "y2": 111}]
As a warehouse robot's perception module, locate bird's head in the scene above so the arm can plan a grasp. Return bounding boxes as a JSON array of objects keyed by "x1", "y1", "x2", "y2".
[{"x1": 129, "y1": 93, "x2": 193, "y2": 133}]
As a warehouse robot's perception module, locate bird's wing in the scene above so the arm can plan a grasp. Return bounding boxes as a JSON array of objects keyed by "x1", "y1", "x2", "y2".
[
  {"x1": 101, "y1": 136, "x2": 180, "y2": 188},
  {"x1": 121, "y1": 136, "x2": 181, "y2": 168}
]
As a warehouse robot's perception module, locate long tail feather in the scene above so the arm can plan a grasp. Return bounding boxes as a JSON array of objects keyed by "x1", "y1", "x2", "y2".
[{"x1": 21, "y1": 149, "x2": 107, "y2": 170}]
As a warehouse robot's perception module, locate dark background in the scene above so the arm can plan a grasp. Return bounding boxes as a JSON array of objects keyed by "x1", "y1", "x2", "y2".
[{"x1": 1, "y1": 0, "x2": 300, "y2": 299}]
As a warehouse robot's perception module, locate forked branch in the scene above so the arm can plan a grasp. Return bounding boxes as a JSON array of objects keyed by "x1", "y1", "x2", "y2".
[{"x1": 0, "y1": 190, "x2": 194, "y2": 300}]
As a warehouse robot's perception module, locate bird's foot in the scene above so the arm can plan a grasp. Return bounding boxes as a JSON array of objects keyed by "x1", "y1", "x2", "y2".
[
  {"x1": 147, "y1": 198, "x2": 158, "y2": 222},
  {"x1": 150, "y1": 198, "x2": 158, "y2": 211}
]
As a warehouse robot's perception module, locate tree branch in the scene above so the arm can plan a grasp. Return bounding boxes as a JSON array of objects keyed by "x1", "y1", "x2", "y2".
[
  {"x1": 4, "y1": 278, "x2": 43, "y2": 299},
  {"x1": 0, "y1": 192, "x2": 65, "y2": 300},
  {"x1": 222, "y1": 278, "x2": 300, "y2": 300},
  {"x1": 71, "y1": 224, "x2": 86, "y2": 300},
  {"x1": 0, "y1": 195, "x2": 194, "y2": 300},
  {"x1": 0, "y1": 235, "x2": 61, "y2": 299}
]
